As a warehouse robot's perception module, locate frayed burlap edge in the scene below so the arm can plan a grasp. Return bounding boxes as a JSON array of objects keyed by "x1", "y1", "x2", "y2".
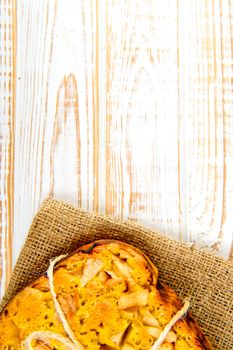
[{"x1": 0, "y1": 198, "x2": 232, "y2": 349}]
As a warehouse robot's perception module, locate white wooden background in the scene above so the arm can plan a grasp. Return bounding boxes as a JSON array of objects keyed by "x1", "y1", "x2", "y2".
[{"x1": 0, "y1": 0, "x2": 232, "y2": 298}]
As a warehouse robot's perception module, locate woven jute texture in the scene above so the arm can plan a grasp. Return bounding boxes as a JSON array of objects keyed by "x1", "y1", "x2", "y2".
[{"x1": 0, "y1": 198, "x2": 232, "y2": 349}]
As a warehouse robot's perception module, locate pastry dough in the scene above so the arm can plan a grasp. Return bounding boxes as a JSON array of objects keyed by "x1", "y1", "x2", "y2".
[{"x1": 0, "y1": 240, "x2": 213, "y2": 350}]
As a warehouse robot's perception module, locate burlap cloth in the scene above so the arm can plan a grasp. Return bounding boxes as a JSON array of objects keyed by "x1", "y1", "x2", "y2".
[{"x1": 0, "y1": 198, "x2": 232, "y2": 349}]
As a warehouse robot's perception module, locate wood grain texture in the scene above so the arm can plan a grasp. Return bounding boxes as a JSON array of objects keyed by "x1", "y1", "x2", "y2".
[
  {"x1": 0, "y1": 0, "x2": 16, "y2": 297},
  {"x1": 105, "y1": 0, "x2": 233, "y2": 256},
  {"x1": 0, "y1": 0, "x2": 232, "y2": 297},
  {"x1": 13, "y1": 0, "x2": 98, "y2": 266}
]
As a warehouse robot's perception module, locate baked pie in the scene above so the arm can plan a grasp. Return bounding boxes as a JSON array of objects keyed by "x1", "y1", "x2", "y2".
[{"x1": 0, "y1": 240, "x2": 213, "y2": 350}]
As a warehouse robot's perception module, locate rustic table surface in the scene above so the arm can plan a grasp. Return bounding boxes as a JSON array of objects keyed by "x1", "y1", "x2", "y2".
[{"x1": 0, "y1": 0, "x2": 232, "y2": 298}]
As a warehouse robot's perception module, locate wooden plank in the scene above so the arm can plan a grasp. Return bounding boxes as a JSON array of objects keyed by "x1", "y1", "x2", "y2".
[
  {"x1": 0, "y1": 0, "x2": 16, "y2": 297},
  {"x1": 106, "y1": 0, "x2": 181, "y2": 233},
  {"x1": 12, "y1": 0, "x2": 98, "y2": 271},
  {"x1": 177, "y1": 0, "x2": 233, "y2": 257},
  {"x1": 105, "y1": 0, "x2": 233, "y2": 257}
]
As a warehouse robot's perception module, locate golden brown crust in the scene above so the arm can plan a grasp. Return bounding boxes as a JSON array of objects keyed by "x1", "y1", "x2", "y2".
[{"x1": 0, "y1": 240, "x2": 213, "y2": 350}]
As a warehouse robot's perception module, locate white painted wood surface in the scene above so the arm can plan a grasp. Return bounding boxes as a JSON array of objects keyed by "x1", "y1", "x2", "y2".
[{"x1": 0, "y1": 0, "x2": 232, "y2": 297}]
